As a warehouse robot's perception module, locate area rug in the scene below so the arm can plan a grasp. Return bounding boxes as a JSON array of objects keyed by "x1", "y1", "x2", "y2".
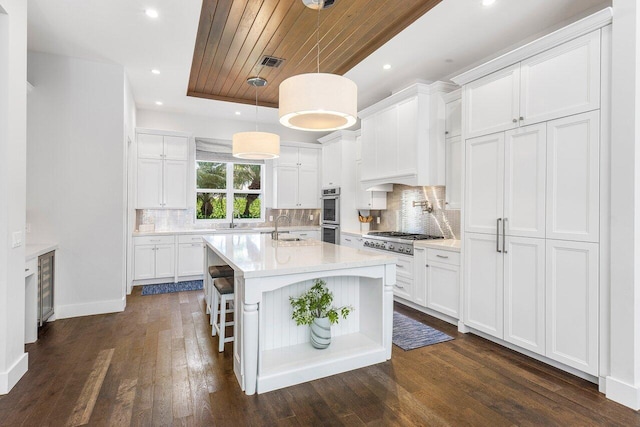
[
  {"x1": 141, "y1": 280, "x2": 203, "y2": 296},
  {"x1": 392, "y1": 311, "x2": 454, "y2": 351}
]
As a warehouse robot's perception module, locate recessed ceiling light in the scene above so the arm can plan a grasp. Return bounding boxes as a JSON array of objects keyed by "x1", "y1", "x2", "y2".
[
  {"x1": 145, "y1": 9, "x2": 159, "y2": 18},
  {"x1": 383, "y1": 64, "x2": 392, "y2": 70},
  {"x1": 482, "y1": 0, "x2": 496, "y2": 6},
  {"x1": 235, "y1": 111, "x2": 241, "y2": 115},
  {"x1": 155, "y1": 101, "x2": 163, "y2": 106},
  {"x1": 151, "y1": 69, "x2": 160, "y2": 75}
]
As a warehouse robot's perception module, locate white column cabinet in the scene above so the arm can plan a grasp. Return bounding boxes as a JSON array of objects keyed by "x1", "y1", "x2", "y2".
[
  {"x1": 272, "y1": 146, "x2": 320, "y2": 209},
  {"x1": 465, "y1": 133, "x2": 504, "y2": 234},
  {"x1": 545, "y1": 239, "x2": 599, "y2": 375},
  {"x1": 504, "y1": 123, "x2": 547, "y2": 238},
  {"x1": 136, "y1": 130, "x2": 190, "y2": 209},
  {"x1": 546, "y1": 111, "x2": 600, "y2": 243},
  {"x1": 503, "y1": 236, "x2": 546, "y2": 355},
  {"x1": 464, "y1": 30, "x2": 601, "y2": 140},
  {"x1": 465, "y1": 64, "x2": 520, "y2": 139},
  {"x1": 464, "y1": 233, "x2": 504, "y2": 338}
]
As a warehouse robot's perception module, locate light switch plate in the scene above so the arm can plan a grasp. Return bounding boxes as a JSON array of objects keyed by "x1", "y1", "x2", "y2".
[
  {"x1": 376, "y1": 217, "x2": 381, "y2": 224},
  {"x1": 269, "y1": 215, "x2": 273, "y2": 222},
  {"x1": 12, "y1": 231, "x2": 22, "y2": 248},
  {"x1": 309, "y1": 214, "x2": 314, "y2": 221}
]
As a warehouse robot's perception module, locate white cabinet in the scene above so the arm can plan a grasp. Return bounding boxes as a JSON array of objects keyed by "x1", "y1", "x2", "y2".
[
  {"x1": 504, "y1": 236, "x2": 546, "y2": 355},
  {"x1": 272, "y1": 146, "x2": 319, "y2": 209},
  {"x1": 136, "y1": 130, "x2": 190, "y2": 209},
  {"x1": 133, "y1": 236, "x2": 176, "y2": 280},
  {"x1": 546, "y1": 111, "x2": 600, "y2": 243},
  {"x1": 464, "y1": 30, "x2": 601, "y2": 139},
  {"x1": 465, "y1": 123, "x2": 546, "y2": 238},
  {"x1": 545, "y1": 239, "x2": 599, "y2": 375},
  {"x1": 178, "y1": 243, "x2": 204, "y2": 277},
  {"x1": 414, "y1": 246, "x2": 460, "y2": 318},
  {"x1": 288, "y1": 229, "x2": 321, "y2": 240},
  {"x1": 321, "y1": 139, "x2": 342, "y2": 188},
  {"x1": 445, "y1": 136, "x2": 462, "y2": 210},
  {"x1": 340, "y1": 234, "x2": 363, "y2": 249},
  {"x1": 445, "y1": 97, "x2": 462, "y2": 138},
  {"x1": 463, "y1": 233, "x2": 504, "y2": 338},
  {"x1": 355, "y1": 160, "x2": 387, "y2": 210},
  {"x1": 359, "y1": 82, "x2": 456, "y2": 188}
]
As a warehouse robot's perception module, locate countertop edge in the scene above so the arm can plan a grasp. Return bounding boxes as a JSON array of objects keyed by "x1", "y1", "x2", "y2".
[
  {"x1": 133, "y1": 225, "x2": 320, "y2": 237},
  {"x1": 25, "y1": 243, "x2": 59, "y2": 260},
  {"x1": 413, "y1": 239, "x2": 461, "y2": 252}
]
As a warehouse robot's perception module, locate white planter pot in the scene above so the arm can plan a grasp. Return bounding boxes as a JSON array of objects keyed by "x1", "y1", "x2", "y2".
[{"x1": 310, "y1": 317, "x2": 331, "y2": 349}]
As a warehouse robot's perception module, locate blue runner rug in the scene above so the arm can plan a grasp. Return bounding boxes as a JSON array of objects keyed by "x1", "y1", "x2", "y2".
[
  {"x1": 141, "y1": 280, "x2": 203, "y2": 296},
  {"x1": 393, "y1": 311, "x2": 454, "y2": 351}
]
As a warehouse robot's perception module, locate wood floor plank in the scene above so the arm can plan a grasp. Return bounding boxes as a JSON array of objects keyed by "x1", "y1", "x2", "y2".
[
  {"x1": 66, "y1": 348, "x2": 115, "y2": 426},
  {"x1": 1, "y1": 291, "x2": 639, "y2": 427}
]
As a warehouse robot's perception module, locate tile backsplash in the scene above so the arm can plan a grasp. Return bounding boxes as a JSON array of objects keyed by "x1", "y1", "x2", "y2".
[
  {"x1": 370, "y1": 185, "x2": 460, "y2": 239},
  {"x1": 136, "y1": 208, "x2": 320, "y2": 231}
]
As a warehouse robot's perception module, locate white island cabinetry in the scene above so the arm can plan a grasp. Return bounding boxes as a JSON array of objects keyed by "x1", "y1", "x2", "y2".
[{"x1": 204, "y1": 234, "x2": 396, "y2": 395}]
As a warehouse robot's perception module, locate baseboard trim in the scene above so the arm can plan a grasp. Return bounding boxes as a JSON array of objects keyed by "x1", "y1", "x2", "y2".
[
  {"x1": 606, "y1": 376, "x2": 640, "y2": 410},
  {"x1": 56, "y1": 297, "x2": 126, "y2": 319},
  {"x1": 0, "y1": 353, "x2": 28, "y2": 394}
]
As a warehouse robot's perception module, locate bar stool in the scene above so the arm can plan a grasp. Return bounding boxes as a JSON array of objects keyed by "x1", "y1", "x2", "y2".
[
  {"x1": 211, "y1": 276, "x2": 235, "y2": 352},
  {"x1": 205, "y1": 265, "x2": 234, "y2": 317}
]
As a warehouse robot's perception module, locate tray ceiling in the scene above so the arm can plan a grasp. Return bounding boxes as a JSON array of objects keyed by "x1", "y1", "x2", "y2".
[{"x1": 188, "y1": 0, "x2": 442, "y2": 108}]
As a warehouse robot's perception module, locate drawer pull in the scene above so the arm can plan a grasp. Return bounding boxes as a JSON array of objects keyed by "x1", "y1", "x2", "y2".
[
  {"x1": 436, "y1": 255, "x2": 449, "y2": 259},
  {"x1": 25, "y1": 268, "x2": 29, "y2": 272},
  {"x1": 150, "y1": 239, "x2": 160, "y2": 242},
  {"x1": 396, "y1": 264, "x2": 404, "y2": 268},
  {"x1": 192, "y1": 243, "x2": 202, "y2": 247},
  {"x1": 345, "y1": 238, "x2": 352, "y2": 242},
  {"x1": 395, "y1": 284, "x2": 405, "y2": 289}
]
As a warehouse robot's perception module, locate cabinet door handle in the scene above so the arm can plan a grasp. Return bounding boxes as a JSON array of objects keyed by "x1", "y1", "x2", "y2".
[
  {"x1": 503, "y1": 218, "x2": 508, "y2": 254},
  {"x1": 445, "y1": 131, "x2": 449, "y2": 135},
  {"x1": 25, "y1": 268, "x2": 29, "y2": 272},
  {"x1": 519, "y1": 116, "x2": 524, "y2": 121},
  {"x1": 436, "y1": 254, "x2": 449, "y2": 259},
  {"x1": 395, "y1": 284, "x2": 405, "y2": 289},
  {"x1": 496, "y1": 218, "x2": 502, "y2": 253},
  {"x1": 396, "y1": 264, "x2": 404, "y2": 268},
  {"x1": 512, "y1": 118, "x2": 517, "y2": 123},
  {"x1": 425, "y1": 264, "x2": 429, "y2": 268},
  {"x1": 345, "y1": 238, "x2": 352, "y2": 242}
]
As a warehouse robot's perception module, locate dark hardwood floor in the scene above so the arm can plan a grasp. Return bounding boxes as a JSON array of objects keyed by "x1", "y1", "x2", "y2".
[{"x1": 1, "y1": 288, "x2": 638, "y2": 426}]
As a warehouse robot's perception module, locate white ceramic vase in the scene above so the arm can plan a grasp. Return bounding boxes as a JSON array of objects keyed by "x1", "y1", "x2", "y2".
[{"x1": 310, "y1": 317, "x2": 331, "y2": 349}]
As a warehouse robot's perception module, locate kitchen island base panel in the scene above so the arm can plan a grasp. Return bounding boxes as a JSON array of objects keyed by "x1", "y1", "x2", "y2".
[{"x1": 258, "y1": 333, "x2": 387, "y2": 394}]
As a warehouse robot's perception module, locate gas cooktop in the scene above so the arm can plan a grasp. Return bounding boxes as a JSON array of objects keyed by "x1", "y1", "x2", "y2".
[
  {"x1": 366, "y1": 231, "x2": 444, "y2": 241},
  {"x1": 363, "y1": 232, "x2": 444, "y2": 255}
]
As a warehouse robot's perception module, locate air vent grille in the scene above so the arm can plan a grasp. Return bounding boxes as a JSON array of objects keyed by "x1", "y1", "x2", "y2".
[{"x1": 260, "y1": 56, "x2": 285, "y2": 68}]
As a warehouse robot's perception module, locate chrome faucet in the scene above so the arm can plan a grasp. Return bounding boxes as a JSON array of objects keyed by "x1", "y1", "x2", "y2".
[
  {"x1": 271, "y1": 214, "x2": 290, "y2": 240},
  {"x1": 230, "y1": 212, "x2": 239, "y2": 228}
]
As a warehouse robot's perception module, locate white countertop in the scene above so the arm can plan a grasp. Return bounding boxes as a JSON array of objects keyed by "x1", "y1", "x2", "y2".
[
  {"x1": 25, "y1": 243, "x2": 58, "y2": 260},
  {"x1": 414, "y1": 239, "x2": 461, "y2": 252},
  {"x1": 133, "y1": 225, "x2": 320, "y2": 237},
  {"x1": 204, "y1": 234, "x2": 396, "y2": 279}
]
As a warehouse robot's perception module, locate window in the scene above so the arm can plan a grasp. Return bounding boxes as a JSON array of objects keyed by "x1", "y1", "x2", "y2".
[{"x1": 196, "y1": 161, "x2": 264, "y2": 222}]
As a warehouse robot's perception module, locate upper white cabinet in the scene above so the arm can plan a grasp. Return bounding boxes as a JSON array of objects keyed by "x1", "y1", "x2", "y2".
[
  {"x1": 321, "y1": 138, "x2": 343, "y2": 188},
  {"x1": 359, "y1": 82, "x2": 457, "y2": 188},
  {"x1": 136, "y1": 130, "x2": 190, "y2": 209},
  {"x1": 546, "y1": 111, "x2": 600, "y2": 243},
  {"x1": 464, "y1": 30, "x2": 601, "y2": 139},
  {"x1": 272, "y1": 146, "x2": 319, "y2": 209},
  {"x1": 444, "y1": 89, "x2": 462, "y2": 209}
]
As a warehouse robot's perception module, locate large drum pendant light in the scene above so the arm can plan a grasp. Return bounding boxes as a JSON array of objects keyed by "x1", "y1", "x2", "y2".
[
  {"x1": 278, "y1": 1, "x2": 357, "y2": 132},
  {"x1": 233, "y1": 77, "x2": 280, "y2": 159}
]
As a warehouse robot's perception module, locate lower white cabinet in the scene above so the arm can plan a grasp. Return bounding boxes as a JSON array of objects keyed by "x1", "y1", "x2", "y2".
[
  {"x1": 178, "y1": 243, "x2": 204, "y2": 277},
  {"x1": 545, "y1": 239, "x2": 599, "y2": 375},
  {"x1": 464, "y1": 232, "x2": 599, "y2": 373},
  {"x1": 414, "y1": 246, "x2": 460, "y2": 318},
  {"x1": 134, "y1": 236, "x2": 176, "y2": 280},
  {"x1": 340, "y1": 234, "x2": 362, "y2": 249},
  {"x1": 288, "y1": 230, "x2": 321, "y2": 240}
]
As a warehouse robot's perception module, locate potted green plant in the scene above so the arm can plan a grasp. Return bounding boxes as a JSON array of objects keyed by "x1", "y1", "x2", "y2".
[{"x1": 289, "y1": 279, "x2": 353, "y2": 349}]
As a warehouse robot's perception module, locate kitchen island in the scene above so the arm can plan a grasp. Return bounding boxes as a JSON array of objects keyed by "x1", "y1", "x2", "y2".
[{"x1": 203, "y1": 233, "x2": 396, "y2": 395}]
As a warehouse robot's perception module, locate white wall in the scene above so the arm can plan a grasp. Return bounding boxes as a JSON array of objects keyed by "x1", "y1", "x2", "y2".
[
  {"x1": 0, "y1": 0, "x2": 27, "y2": 394},
  {"x1": 27, "y1": 52, "x2": 126, "y2": 319},
  {"x1": 607, "y1": 0, "x2": 640, "y2": 410},
  {"x1": 124, "y1": 75, "x2": 136, "y2": 294},
  {"x1": 137, "y1": 108, "x2": 321, "y2": 144}
]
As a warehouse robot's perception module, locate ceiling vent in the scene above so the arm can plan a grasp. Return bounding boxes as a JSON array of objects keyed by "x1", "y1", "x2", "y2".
[
  {"x1": 260, "y1": 55, "x2": 285, "y2": 68},
  {"x1": 302, "y1": 0, "x2": 336, "y2": 10}
]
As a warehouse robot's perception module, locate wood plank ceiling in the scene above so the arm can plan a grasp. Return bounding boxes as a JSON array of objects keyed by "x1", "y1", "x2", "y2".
[{"x1": 188, "y1": 0, "x2": 442, "y2": 108}]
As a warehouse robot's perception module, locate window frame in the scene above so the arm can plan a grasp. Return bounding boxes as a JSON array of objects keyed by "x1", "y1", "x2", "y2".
[{"x1": 195, "y1": 160, "x2": 265, "y2": 224}]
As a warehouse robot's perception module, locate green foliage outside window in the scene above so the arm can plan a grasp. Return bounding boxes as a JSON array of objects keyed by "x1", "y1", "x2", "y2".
[{"x1": 196, "y1": 161, "x2": 262, "y2": 220}]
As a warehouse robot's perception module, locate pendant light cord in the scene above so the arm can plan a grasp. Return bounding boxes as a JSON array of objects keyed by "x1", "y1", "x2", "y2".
[{"x1": 255, "y1": 83, "x2": 258, "y2": 132}]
